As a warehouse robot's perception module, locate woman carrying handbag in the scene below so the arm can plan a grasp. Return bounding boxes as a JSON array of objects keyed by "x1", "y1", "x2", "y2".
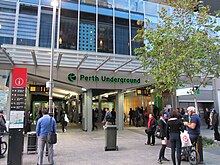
[{"x1": 157, "y1": 110, "x2": 169, "y2": 164}]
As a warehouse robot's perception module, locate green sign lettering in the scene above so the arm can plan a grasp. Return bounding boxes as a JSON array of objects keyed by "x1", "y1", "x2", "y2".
[{"x1": 68, "y1": 73, "x2": 140, "y2": 84}]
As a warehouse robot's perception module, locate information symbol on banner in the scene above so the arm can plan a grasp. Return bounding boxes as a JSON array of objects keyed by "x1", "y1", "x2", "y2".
[{"x1": 15, "y1": 78, "x2": 24, "y2": 87}]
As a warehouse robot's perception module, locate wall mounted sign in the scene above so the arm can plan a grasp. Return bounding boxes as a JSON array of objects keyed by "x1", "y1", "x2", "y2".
[{"x1": 68, "y1": 73, "x2": 140, "y2": 84}]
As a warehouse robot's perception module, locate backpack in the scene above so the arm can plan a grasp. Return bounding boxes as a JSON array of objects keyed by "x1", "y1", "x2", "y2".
[{"x1": 106, "y1": 112, "x2": 112, "y2": 122}]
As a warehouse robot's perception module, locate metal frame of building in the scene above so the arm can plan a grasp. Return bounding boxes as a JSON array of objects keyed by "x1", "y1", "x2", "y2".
[{"x1": 0, "y1": 44, "x2": 144, "y2": 73}]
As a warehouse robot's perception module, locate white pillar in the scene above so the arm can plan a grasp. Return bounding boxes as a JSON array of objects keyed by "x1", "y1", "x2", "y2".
[
  {"x1": 82, "y1": 89, "x2": 93, "y2": 132},
  {"x1": 116, "y1": 91, "x2": 124, "y2": 130}
]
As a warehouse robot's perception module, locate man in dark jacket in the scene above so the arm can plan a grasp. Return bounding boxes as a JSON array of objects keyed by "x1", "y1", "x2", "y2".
[
  {"x1": 211, "y1": 109, "x2": 220, "y2": 141},
  {"x1": 0, "y1": 110, "x2": 7, "y2": 158}
]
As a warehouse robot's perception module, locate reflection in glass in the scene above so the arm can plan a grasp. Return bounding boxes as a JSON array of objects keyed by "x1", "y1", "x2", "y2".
[
  {"x1": 59, "y1": 9, "x2": 77, "y2": 50},
  {"x1": 130, "y1": 0, "x2": 143, "y2": 13},
  {"x1": 98, "y1": 0, "x2": 113, "y2": 8},
  {"x1": 62, "y1": 0, "x2": 78, "y2": 3},
  {"x1": 98, "y1": 15, "x2": 113, "y2": 53},
  {"x1": 39, "y1": 8, "x2": 58, "y2": 48},
  {"x1": 115, "y1": 17, "x2": 129, "y2": 55},
  {"x1": 17, "y1": 38, "x2": 35, "y2": 46},
  {"x1": 131, "y1": 19, "x2": 142, "y2": 55},
  {"x1": 80, "y1": 0, "x2": 96, "y2": 6},
  {"x1": 115, "y1": 0, "x2": 129, "y2": 11},
  {"x1": 20, "y1": 4, "x2": 38, "y2": 15},
  {"x1": 0, "y1": 37, "x2": 13, "y2": 46}
]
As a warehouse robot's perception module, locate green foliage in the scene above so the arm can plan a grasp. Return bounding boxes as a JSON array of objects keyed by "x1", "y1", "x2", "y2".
[
  {"x1": 202, "y1": 137, "x2": 217, "y2": 148},
  {"x1": 134, "y1": 0, "x2": 220, "y2": 96}
]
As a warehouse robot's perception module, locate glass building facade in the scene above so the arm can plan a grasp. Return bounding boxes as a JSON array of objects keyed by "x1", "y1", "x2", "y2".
[
  {"x1": 0, "y1": 0, "x2": 170, "y2": 56},
  {"x1": 0, "y1": 0, "x2": 219, "y2": 56}
]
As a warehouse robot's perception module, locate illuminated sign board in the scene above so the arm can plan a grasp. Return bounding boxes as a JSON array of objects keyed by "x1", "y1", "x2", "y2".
[{"x1": 29, "y1": 85, "x2": 49, "y2": 93}]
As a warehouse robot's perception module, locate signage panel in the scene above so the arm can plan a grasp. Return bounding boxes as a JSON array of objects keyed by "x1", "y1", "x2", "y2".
[{"x1": 12, "y1": 68, "x2": 27, "y2": 88}]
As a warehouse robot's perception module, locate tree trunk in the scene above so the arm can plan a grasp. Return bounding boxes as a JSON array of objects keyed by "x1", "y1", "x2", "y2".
[{"x1": 193, "y1": 94, "x2": 199, "y2": 114}]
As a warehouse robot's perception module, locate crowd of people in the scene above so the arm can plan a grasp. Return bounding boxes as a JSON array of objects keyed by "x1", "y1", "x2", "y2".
[
  {"x1": 204, "y1": 107, "x2": 220, "y2": 140},
  {"x1": 128, "y1": 105, "x2": 159, "y2": 127},
  {"x1": 143, "y1": 106, "x2": 220, "y2": 165},
  {"x1": 16, "y1": 104, "x2": 220, "y2": 165}
]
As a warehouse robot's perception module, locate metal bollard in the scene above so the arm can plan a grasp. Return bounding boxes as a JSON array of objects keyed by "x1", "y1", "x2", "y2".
[{"x1": 196, "y1": 135, "x2": 204, "y2": 164}]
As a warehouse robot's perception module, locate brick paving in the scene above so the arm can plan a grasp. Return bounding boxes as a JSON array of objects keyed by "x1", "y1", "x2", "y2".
[{"x1": 0, "y1": 125, "x2": 220, "y2": 165}]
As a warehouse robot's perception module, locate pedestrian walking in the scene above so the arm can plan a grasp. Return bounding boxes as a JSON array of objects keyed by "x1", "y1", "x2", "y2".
[
  {"x1": 145, "y1": 113, "x2": 157, "y2": 146},
  {"x1": 129, "y1": 108, "x2": 135, "y2": 126},
  {"x1": 92, "y1": 109, "x2": 98, "y2": 131},
  {"x1": 111, "y1": 108, "x2": 116, "y2": 125},
  {"x1": 166, "y1": 110, "x2": 184, "y2": 165},
  {"x1": 36, "y1": 109, "x2": 56, "y2": 165},
  {"x1": 157, "y1": 110, "x2": 169, "y2": 164},
  {"x1": 61, "y1": 110, "x2": 68, "y2": 132},
  {"x1": 204, "y1": 108, "x2": 210, "y2": 129},
  {"x1": 211, "y1": 109, "x2": 220, "y2": 141}
]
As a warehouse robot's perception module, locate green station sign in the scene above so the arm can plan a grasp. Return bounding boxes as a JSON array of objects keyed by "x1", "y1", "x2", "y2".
[{"x1": 68, "y1": 73, "x2": 140, "y2": 84}]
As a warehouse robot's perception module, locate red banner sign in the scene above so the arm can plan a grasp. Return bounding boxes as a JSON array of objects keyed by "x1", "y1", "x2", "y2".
[{"x1": 12, "y1": 68, "x2": 27, "y2": 88}]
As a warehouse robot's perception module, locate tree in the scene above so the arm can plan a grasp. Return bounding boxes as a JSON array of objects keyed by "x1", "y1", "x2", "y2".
[{"x1": 134, "y1": 0, "x2": 220, "y2": 113}]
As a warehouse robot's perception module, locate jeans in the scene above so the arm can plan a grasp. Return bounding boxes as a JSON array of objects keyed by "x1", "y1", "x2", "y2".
[
  {"x1": 170, "y1": 133, "x2": 181, "y2": 165},
  {"x1": 37, "y1": 136, "x2": 54, "y2": 165}
]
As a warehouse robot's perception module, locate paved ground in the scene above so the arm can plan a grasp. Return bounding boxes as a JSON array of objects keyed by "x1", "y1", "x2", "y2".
[{"x1": 0, "y1": 125, "x2": 220, "y2": 165}]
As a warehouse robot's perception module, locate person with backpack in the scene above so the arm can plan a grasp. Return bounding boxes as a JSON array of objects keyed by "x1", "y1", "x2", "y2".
[{"x1": 103, "y1": 108, "x2": 112, "y2": 126}]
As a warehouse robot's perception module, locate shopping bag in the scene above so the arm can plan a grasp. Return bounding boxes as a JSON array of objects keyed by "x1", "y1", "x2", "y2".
[
  {"x1": 64, "y1": 114, "x2": 69, "y2": 123},
  {"x1": 180, "y1": 130, "x2": 192, "y2": 147}
]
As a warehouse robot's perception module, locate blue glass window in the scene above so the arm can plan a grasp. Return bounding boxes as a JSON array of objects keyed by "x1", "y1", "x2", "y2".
[
  {"x1": 131, "y1": 13, "x2": 144, "y2": 55},
  {"x1": 130, "y1": 0, "x2": 143, "y2": 13},
  {"x1": 20, "y1": 0, "x2": 39, "y2": 4},
  {"x1": 17, "y1": 38, "x2": 35, "y2": 46},
  {"x1": 59, "y1": 9, "x2": 77, "y2": 50},
  {"x1": 80, "y1": 0, "x2": 96, "y2": 6},
  {"x1": 115, "y1": 0, "x2": 129, "y2": 11},
  {"x1": 39, "y1": 7, "x2": 58, "y2": 48},
  {"x1": 98, "y1": 15, "x2": 113, "y2": 53},
  {"x1": 98, "y1": 0, "x2": 113, "y2": 8},
  {"x1": 0, "y1": 37, "x2": 13, "y2": 46},
  {"x1": 20, "y1": 4, "x2": 38, "y2": 16},
  {"x1": 115, "y1": 17, "x2": 129, "y2": 55}
]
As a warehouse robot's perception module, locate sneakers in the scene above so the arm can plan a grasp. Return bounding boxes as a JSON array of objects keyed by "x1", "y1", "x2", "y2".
[
  {"x1": 157, "y1": 159, "x2": 162, "y2": 164},
  {"x1": 162, "y1": 157, "x2": 170, "y2": 161}
]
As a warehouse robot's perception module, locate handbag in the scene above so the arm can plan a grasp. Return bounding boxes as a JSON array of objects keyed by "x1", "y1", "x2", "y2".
[
  {"x1": 145, "y1": 127, "x2": 152, "y2": 134},
  {"x1": 64, "y1": 114, "x2": 69, "y2": 123},
  {"x1": 47, "y1": 117, "x2": 57, "y2": 144},
  {"x1": 180, "y1": 130, "x2": 192, "y2": 147}
]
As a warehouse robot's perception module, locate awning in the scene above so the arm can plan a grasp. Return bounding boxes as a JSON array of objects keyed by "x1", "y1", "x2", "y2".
[{"x1": 0, "y1": 44, "x2": 144, "y2": 73}]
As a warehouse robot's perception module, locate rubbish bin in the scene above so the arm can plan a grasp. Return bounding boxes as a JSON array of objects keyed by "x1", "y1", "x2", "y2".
[
  {"x1": 105, "y1": 125, "x2": 118, "y2": 151},
  {"x1": 27, "y1": 131, "x2": 37, "y2": 154}
]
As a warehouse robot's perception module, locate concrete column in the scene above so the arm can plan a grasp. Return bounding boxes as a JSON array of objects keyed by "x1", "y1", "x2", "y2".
[
  {"x1": 98, "y1": 95, "x2": 102, "y2": 122},
  {"x1": 82, "y1": 89, "x2": 93, "y2": 132},
  {"x1": 116, "y1": 91, "x2": 124, "y2": 130}
]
